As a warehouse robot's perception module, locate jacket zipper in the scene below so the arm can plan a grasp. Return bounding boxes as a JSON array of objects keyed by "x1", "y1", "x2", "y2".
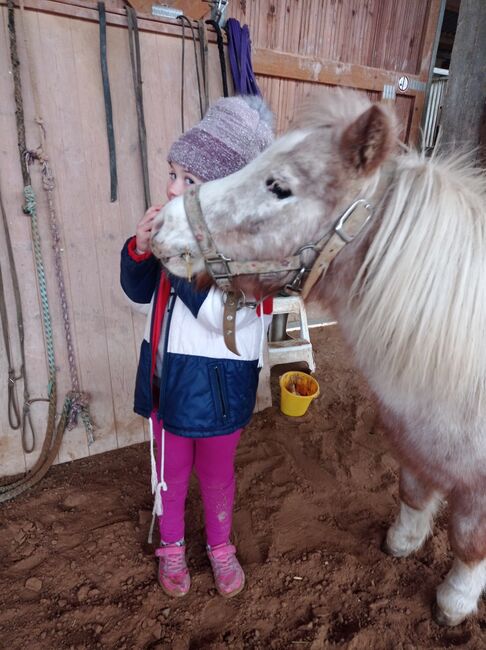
[
  {"x1": 214, "y1": 366, "x2": 227, "y2": 419},
  {"x1": 158, "y1": 291, "x2": 176, "y2": 416}
]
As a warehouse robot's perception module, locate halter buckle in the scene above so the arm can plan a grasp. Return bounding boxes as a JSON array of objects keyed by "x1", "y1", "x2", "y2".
[
  {"x1": 205, "y1": 253, "x2": 233, "y2": 280},
  {"x1": 334, "y1": 199, "x2": 373, "y2": 243}
]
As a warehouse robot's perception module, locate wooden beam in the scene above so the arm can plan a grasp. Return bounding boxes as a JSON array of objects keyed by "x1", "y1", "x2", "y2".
[
  {"x1": 1, "y1": 0, "x2": 219, "y2": 39},
  {"x1": 252, "y1": 47, "x2": 427, "y2": 98}
]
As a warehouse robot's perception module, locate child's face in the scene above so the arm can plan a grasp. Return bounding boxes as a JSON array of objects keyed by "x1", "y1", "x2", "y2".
[{"x1": 166, "y1": 162, "x2": 202, "y2": 201}]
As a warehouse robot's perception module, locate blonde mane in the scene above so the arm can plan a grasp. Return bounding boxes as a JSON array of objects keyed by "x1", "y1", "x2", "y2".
[{"x1": 349, "y1": 151, "x2": 486, "y2": 419}]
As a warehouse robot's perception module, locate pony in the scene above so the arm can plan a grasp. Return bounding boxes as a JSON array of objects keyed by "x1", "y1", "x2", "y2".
[{"x1": 151, "y1": 89, "x2": 486, "y2": 626}]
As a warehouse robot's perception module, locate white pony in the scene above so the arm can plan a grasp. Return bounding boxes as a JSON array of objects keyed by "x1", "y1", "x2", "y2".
[{"x1": 151, "y1": 90, "x2": 486, "y2": 626}]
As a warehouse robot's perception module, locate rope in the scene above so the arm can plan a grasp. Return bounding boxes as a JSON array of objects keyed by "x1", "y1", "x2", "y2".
[
  {"x1": 126, "y1": 6, "x2": 151, "y2": 210},
  {"x1": 18, "y1": 0, "x2": 94, "y2": 444},
  {"x1": 0, "y1": 227, "x2": 22, "y2": 432}
]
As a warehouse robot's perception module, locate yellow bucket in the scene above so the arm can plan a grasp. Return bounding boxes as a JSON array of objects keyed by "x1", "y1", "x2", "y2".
[{"x1": 279, "y1": 371, "x2": 320, "y2": 417}]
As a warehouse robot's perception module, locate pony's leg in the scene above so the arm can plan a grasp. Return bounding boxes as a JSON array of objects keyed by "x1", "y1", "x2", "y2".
[
  {"x1": 435, "y1": 486, "x2": 486, "y2": 626},
  {"x1": 384, "y1": 467, "x2": 442, "y2": 557}
]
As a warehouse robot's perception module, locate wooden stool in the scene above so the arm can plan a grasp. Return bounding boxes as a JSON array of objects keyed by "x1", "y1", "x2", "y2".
[{"x1": 254, "y1": 296, "x2": 315, "y2": 411}]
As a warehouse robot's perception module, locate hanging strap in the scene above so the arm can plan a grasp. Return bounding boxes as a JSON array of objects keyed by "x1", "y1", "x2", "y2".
[
  {"x1": 178, "y1": 15, "x2": 205, "y2": 134},
  {"x1": 206, "y1": 19, "x2": 228, "y2": 97},
  {"x1": 126, "y1": 6, "x2": 151, "y2": 210},
  {"x1": 98, "y1": 1, "x2": 117, "y2": 202},
  {"x1": 198, "y1": 20, "x2": 209, "y2": 114}
]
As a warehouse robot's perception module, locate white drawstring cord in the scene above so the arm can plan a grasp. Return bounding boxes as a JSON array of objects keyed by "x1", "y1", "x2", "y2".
[
  {"x1": 149, "y1": 416, "x2": 158, "y2": 494},
  {"x1": 148, "y1": 418, "x2": 168, "y2": 544},
  {"x1": 258, "y1": 302, "x2": 266, "y2": 368}
]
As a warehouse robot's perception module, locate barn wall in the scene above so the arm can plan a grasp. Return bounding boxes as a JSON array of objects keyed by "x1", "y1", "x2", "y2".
[
  {"x1": 0, "y1": 0, "x2": 442, "y2": 475},
  {"x1": 0, "y1": 0, "x2": 226, "y2": 475},
  {"x1": 229, "y1": 0, "x2": 443, "y2": 142}
]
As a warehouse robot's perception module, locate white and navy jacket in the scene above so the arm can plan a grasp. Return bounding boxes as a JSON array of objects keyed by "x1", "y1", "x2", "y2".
[{"x1": 120, "y1": 237, "x2": 272, "y2": 438}]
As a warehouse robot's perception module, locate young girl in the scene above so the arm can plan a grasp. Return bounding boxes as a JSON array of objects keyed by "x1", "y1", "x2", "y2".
[{"x1": 120, "y1": 96, "x2": 273, "y2": 599}]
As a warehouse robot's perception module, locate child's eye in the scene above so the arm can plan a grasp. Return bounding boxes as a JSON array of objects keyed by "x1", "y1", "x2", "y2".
[
  {"x1": 184, "y1": 177, "x2": 195, "y2": 185},
  {"x1": 169, "y1": 172, "x2": 176, "y2": 181}
]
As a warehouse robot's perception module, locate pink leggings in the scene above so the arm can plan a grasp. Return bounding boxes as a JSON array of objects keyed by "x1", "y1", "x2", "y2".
[{"x1": 151, "y1": 412, "x2": 241, "y2": 547}]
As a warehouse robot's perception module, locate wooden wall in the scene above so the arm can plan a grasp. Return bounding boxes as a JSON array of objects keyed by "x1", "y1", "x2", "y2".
[
  {"x1": 0, "y1": 0, "x2": 226, "y2": 476},
  {"x1": 0, "y1": 0, "x2": 443, "y2": 475},
  {"x1": 229, "y1": 0, "x2": 443, "y2": 142}
]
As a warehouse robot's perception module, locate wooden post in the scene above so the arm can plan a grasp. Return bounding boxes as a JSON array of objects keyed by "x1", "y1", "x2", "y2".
[{"x1": 438, "y1": 0, "x2": 486, "y2": 159}]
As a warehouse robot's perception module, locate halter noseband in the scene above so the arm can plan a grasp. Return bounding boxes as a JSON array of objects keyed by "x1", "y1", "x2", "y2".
[{"x1": 182, "y1": 167, "x2": 393, "y2": 354}]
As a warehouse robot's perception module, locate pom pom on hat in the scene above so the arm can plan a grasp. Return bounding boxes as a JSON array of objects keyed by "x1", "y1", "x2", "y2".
[{"x1": 168, "y1": 95, "x2": 274, "y2": 182}]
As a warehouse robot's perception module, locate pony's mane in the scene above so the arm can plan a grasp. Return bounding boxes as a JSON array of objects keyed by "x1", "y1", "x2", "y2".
[{"x1": 349, "y1": 150, "x2": 486, "y2": 418}]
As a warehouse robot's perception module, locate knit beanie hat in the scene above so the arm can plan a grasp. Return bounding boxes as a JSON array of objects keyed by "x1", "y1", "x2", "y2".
[{"x1": 168, "y1": 95, "x2": 274, "y2": 182}]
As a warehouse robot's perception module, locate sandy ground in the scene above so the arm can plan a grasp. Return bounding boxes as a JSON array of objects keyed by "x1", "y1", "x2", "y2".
[{"x1": 0, "y1": 325, "x2": 484, "y2": 650}]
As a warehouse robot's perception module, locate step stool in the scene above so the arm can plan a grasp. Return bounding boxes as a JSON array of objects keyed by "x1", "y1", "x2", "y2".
[{"x1": 254, "y1": 295, "x2": 315, "y2": 411}]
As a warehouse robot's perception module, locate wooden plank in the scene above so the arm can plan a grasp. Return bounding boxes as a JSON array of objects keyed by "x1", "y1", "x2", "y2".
[
  {"x1": 33, "y1": 12, "x2": 111, "y2": 460},
  {"x1": 71, "y1": 16, "x2": 147, "y2": 451},
  {"x1": 252, "y1": 48, "x2": 426, "y2": 97},
  {"x1": 0, "y1": 0, "x2": 220, "y2": 40}
]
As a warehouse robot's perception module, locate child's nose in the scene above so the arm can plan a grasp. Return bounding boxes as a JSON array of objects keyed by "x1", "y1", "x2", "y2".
[{"x1": 168, "y1": 178, "x2": 184, "y2": 200}]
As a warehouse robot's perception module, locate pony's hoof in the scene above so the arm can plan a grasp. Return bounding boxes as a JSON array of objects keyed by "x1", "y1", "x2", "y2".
[
  {"x1": 432, "y1": 602, "x2": 467, "y2": 627},
  {"x1": 381, "y1": 536, "x2": 408, "y2": 558}
]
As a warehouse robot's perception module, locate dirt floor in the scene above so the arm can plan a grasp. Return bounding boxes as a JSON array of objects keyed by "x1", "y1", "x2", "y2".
[{"x1": 0, "y1": 326, "x2": 484, "y2": 650}]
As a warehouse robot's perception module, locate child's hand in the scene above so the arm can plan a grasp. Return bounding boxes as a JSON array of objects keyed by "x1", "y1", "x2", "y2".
[{"x1": 135, "y1": 205, "x2": 164, "y2": 254}]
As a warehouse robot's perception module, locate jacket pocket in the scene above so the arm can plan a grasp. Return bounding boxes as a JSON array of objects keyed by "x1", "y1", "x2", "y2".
[{"x1": 209, "y1": 363, "x2": 230, "y2": 422}]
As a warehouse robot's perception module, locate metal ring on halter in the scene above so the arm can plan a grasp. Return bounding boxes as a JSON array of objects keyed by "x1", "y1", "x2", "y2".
[{"x1": 221, "y1": 288, "x2": 245, "y2": 310}]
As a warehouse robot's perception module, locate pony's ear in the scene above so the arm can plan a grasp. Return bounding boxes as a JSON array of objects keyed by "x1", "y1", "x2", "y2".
[{"x1": 340, "y1": 104, "x2": 394, "y2": 176}]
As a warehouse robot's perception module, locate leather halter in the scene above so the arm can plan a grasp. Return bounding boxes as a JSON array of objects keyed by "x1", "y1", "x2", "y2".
[{"x1": 182, "y1": 166, "x2": 393, "y2": 354}]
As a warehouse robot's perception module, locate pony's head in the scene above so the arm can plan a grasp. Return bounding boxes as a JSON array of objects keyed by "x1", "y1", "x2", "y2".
[{"x1": 151, "y1": 90, "x2": 397, "y2": 294}]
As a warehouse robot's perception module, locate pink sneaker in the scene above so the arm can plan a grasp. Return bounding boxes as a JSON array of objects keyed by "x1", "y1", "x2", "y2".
[
  {"x1": 155, "y1": 544, "x2": 190, "y2": 597},
  {"x1": 207, "y1": 542, "x2": 245, "y2": 598}
]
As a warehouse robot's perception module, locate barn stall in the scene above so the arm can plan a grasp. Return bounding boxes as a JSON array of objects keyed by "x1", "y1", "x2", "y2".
[
  {"x1": 2, "y1": 1, "x2": 484, "y2": 648},
  {"x1": 0, "y1": 0, "x2": 442, "y2": 475}
]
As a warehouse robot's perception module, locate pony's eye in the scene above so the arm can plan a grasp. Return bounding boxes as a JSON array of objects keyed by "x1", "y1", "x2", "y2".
[{"x1": 265, "y1": 177, "x2": 292, "y2": 200}]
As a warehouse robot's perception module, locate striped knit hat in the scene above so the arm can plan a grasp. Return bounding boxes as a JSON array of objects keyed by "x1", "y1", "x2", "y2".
[{"x1": 168, "y1": 95, "x2": 274, "y2": 182}]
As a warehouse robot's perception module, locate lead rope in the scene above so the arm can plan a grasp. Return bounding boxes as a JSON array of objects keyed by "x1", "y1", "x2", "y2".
[
  {"x1": 0, "y1": 188, "x2": 22, "y2": 433},
  {"x1": 18, "y1": 0, "x2": 95, "y2": 444}
]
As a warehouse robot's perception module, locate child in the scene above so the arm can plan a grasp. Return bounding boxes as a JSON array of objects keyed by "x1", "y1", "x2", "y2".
[{"x1": 120, "y1": 96, "x2": 274, "y2": 599}]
